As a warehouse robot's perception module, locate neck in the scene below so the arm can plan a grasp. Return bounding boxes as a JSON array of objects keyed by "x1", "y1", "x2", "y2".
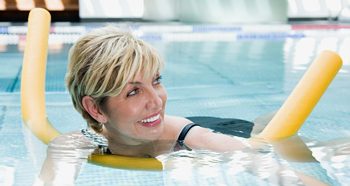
[
  {"x1": 101, "y1": 127, "x2": 176, "y2": 157},
  {"x1": 107, "y1": 139, "x2": 156, "y2": 157},
  {"x1": 106, "y1": 137, "x2": 177, "y2": 157}
]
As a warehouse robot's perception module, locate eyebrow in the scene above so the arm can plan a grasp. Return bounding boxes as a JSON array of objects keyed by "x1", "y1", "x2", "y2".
[
  {"x1": 127, "y1": 74, "x2": 160, "y2": 85},
  {"x1": 127, "y1": 82, "x2": 142, "y2": 85}
]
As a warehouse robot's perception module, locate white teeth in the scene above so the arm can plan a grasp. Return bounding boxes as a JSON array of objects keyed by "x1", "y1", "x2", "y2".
[{"x1": 141, "y1": 114, "x2": 160, "y2": 123}]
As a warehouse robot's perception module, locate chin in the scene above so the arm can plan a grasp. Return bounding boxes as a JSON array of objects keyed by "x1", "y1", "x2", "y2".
[
  {"x1": 149, "y1": 125, "x2": 165, "y2": 140},
  {"x1": 138, "y1": 121, "x2": 164, "y2": 141}
]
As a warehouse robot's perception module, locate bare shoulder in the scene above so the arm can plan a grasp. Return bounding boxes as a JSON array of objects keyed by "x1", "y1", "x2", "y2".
[{"x1": 163, "y1": 115, "x2": 194, "y2": 138}]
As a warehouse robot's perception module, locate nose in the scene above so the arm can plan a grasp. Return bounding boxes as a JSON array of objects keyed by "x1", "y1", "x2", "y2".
[{"x1": 145, "y1": 87, "x2": 162, "y2": 110}]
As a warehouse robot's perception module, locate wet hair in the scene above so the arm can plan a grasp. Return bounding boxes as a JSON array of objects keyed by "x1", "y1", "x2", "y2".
[{"x1": 66, "y1": 26, "x2": 164, "y2": 132}]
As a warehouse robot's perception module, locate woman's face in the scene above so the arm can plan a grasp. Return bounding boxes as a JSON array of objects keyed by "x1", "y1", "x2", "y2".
[{"x1": 102, "y1": 72, "x2": 167, "y2": 145}]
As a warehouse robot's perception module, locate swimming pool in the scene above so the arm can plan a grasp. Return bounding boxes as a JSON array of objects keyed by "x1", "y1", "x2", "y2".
[{"x1": 0, "y1": 23, "x2": 349, "y2": 185}]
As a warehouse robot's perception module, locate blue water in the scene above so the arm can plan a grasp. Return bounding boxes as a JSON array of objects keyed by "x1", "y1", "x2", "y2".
[{"x1": 0, "y1": 23, "x2": 349, "y2": 185}]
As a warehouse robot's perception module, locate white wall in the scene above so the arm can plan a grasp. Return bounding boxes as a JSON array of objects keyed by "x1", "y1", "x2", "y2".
[
  {"x1": 79, "y1": 0, "x2": 143, "y2": 18},
  {"x1": 288, "y1": 0, "x2": 350, "y2": 20},
  {"x1": 143, "y1": 0, "x2": 178, "y2": 21},
  {"x1": 80, "y1": 0, "x2": 288, "y2": 23},
  {"x1": 79, "y1": 0, "x2": 350, "y2": 22},
  {"x1": 177, "y1": 0, "x2": 287, "y2": 23}
]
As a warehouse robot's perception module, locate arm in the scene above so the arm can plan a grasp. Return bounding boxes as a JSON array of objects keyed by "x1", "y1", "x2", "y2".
[
  {"x1": 183, "y1": 123, "x2": 316, "y2": 162},
  {"x1": 165, "y1": 115, "x2": 250, "y2": 152},
  {"x1": 176, "y1": 115, "x2": 315, "y2": 162},
  {"x1": 183, "y1": 126, "x2": 248, "y2": 152},
  {"x1": 166, "y1": 115, "x2": 314, "y2": 160}
]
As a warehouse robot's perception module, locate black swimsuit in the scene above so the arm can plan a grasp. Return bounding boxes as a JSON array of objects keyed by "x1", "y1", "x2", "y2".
[{"x1": 174, "y1": 123, "x2": 199, "y2": 150}]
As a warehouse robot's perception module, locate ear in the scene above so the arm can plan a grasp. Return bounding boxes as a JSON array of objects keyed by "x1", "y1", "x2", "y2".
[{"x1": 82, "y1": 96, "x2": 107, "y2": 123}]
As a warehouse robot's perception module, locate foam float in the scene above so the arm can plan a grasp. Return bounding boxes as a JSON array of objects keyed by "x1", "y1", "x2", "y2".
[{"x1": 259, "y1": 50, "x2": 342, "y2": 140}]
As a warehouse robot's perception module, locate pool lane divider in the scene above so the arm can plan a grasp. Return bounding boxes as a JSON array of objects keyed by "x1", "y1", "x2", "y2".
[
  {"x1": 259, "y1": 50, "x2": 342, "y2": 140},
  {"x1": 20, "y1": 8, "x2": 162, "y2": 170}
]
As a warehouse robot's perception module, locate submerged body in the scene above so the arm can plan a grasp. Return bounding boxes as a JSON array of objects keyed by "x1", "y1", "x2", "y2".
[{"x1": 37, "y1": 116, "x2": 328, "y2": 186}]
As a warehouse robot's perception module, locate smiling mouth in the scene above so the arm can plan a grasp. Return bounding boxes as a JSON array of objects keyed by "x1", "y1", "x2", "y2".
[
  {"x1": 140, "y1": 114, "x2": 160, "y2": 123},
  {"x1": 139, "y1": 114, "x2": 161, "y2": 127}
]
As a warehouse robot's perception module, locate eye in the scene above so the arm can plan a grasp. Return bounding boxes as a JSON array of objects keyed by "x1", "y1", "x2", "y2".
[
  {"x1": 127, "y1": 88, "x2": 140, "y2": 97},
  {"x1": 153, "y1": 75, "x2": 162, "y2": 85}
]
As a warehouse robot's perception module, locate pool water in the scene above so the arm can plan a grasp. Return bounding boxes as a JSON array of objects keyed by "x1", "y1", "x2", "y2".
[{"x1": 0, "y1": 23, "x2": 349, "y2": 185}]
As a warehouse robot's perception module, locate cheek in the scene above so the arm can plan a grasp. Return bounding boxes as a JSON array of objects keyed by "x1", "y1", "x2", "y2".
[
  {"x1": 118, "y1": 105, "x2": 141, "y2": 119},
  {"x1": 106, "y1": 102, "x2": 139, "y2": 124}
]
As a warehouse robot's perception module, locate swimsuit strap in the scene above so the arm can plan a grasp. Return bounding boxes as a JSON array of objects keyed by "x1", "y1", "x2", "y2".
[{"x1": 177, "y1": 123, "x2": 199, "y2": 148}]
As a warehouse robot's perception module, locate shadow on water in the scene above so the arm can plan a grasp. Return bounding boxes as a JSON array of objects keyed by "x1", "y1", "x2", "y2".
[{"x1": 253, "y1": 111, "x2": 350, "y2": 185}]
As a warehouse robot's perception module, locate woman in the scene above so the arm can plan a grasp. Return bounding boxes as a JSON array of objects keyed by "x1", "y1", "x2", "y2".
[
  {"x1": 65, "y1": 26, "x2": 249, "y2": 157},
  {"x1": 37, "y1": 26, "x2": 326, "y2": 185}
]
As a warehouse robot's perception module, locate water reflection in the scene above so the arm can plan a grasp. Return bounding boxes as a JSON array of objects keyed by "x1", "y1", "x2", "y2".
[
  {"x1": 310, "y1": 138, "x2": 350, "y2": 185},
  {"x1": 33, "y1": 127, "x2": 340, "y2": 186},
  {"x1": 159, "y1": 147, "x2": 305, "y2": 185},
  {"x1": 33, "y1": 110, "x2": 350, "y2": 186},
  {"x1": 254, "y1": 111, "x2": 350, "y2": 185}
]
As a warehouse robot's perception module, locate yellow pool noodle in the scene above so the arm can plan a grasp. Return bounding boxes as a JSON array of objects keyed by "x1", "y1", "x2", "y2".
[
  {"x1": 21, "y1": 8, "x2": 60, "y2": 144},
  {"x1": 20, "y1": 8, "x2": 162, "y2": 170},
  {"x1": 88, "y1": 154, "x2": 163, "y2": 170},
  {"x1": 259, "y1": 50, "x2": 342, "y2": 140}
]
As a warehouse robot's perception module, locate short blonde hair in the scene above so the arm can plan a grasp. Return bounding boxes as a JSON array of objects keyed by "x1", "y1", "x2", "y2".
[{"x1": 66, "y1": 27, "x2": 164, "y2": 132}]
